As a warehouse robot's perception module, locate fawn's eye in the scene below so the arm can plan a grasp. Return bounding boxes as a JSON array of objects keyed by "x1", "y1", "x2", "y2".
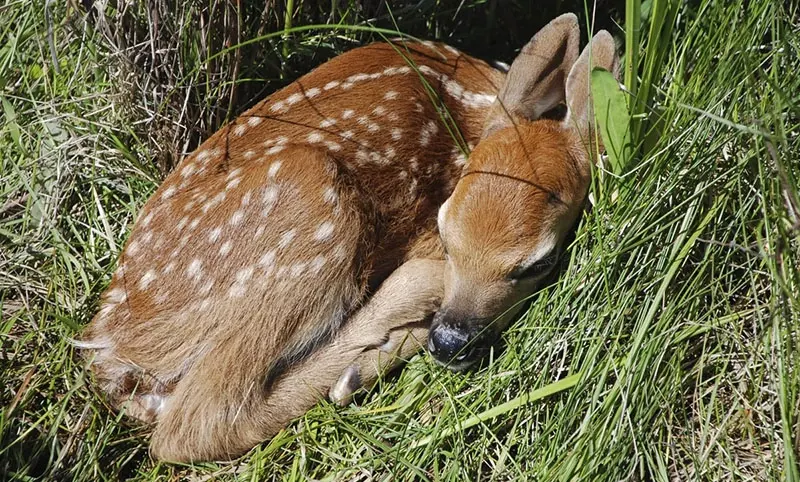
[{"x1": 509, "y1": 251, "x2": 558, "y2": 280}]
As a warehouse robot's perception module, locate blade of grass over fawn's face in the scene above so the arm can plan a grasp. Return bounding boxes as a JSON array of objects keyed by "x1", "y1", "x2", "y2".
[{"x1": 1, "y1": 0, "x2": 798, "y2": 479}]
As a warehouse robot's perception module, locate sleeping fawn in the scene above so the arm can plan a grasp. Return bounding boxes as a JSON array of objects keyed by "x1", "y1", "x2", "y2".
[{"x1": 78, "y1": 13, "x2": 619, "y2": 462}]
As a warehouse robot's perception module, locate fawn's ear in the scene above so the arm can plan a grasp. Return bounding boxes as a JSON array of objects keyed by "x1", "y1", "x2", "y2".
[
  {"x1": 482, "y1": 13, "x2": 580, "y2": 138},
  {"x1": 561, "y1": 30, "x2": 620, "y2": 144}
]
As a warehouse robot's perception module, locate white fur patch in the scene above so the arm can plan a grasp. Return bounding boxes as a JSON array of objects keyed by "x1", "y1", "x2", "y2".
[
  {"x1": 314, "y1": 221, "x2": 335, "y2": 241},
  {"x1": 186, "y1": 259, "x2": 203, "y2": 280},
  {"x1": 278, "y1": 229, "x2": 296, "y2": 249},
  {"x1": 138, "y1": 270, "x2": 157, "y2": 290},
  {"x1": 267, "y1": 161, "x2": 282, "y2": 179},
  {"x1": 323, "y1": 186, "x2": 338, "y2": 205}
]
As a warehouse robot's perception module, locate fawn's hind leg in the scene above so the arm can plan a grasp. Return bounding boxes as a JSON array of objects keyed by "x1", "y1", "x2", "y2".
[{"x1": 148, "y1": 258, "x2": 443, "y2": 462}]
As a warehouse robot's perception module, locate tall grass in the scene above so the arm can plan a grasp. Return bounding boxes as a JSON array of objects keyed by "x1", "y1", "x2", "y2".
[{"x1": 1, "y1": 0, "x2": 798, "y2": 480}]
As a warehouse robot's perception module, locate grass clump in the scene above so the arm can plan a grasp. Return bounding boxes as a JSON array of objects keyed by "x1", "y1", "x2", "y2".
[{"x1": 1, "y1": 0, "x2": 798, "y2": 480}]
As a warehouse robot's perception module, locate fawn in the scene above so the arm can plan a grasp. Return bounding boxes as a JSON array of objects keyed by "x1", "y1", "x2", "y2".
[{"x1": 78, "y1": 13, "x2": 619, "y2": 462}]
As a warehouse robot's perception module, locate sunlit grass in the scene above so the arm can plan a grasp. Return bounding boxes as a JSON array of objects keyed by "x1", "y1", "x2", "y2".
[{"x1": 1, "y1": 0, "x2": 798, "y2": 480}]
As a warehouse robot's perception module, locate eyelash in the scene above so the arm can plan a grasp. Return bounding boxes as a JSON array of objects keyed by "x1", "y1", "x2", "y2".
[{"x1": 511, "y1": 253, "x2": 557, "y2": 280}]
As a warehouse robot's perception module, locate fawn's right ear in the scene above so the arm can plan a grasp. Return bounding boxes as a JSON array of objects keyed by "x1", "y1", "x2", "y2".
[
  {"x1": 482, "y1": 13, "x2": 580, "y2": 138},
  {"x1": 561, "y1": 30, "x2": 620, "y2": 147}
]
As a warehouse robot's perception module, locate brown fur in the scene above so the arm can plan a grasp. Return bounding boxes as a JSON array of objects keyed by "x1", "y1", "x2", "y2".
[
  {"x1": 78, "y1": 14, "x2": 619, "y2": 462},
  {"x1": 434, "y1": 22, "x2": 620, "y2": 354},
  {"x1": 79, "y1": 39, "x2": 502, "y2": 461}
]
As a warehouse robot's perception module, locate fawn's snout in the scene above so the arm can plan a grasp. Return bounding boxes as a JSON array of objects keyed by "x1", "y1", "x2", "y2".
[
  {"x1": 428, "y1": 311, "x2": 491, "y2": 368},
  {"x1": 427, "y1": 265, "x2": 539, "y2": 369}
]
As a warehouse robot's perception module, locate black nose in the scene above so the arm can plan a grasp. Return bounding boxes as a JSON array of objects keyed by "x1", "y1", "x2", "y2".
[{"x1": 428, "y1": 324, "x2": 474, "y2": 363}]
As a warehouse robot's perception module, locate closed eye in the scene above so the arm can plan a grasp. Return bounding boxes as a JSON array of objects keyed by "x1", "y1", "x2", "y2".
[{"x1": 509, "y1": 251, "x2": 558, "y2": 280}]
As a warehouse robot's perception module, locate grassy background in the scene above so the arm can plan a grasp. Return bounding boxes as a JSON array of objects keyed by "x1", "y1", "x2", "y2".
[{"x1": 1, "y1": 0, "x2": 799, "y2": 480}]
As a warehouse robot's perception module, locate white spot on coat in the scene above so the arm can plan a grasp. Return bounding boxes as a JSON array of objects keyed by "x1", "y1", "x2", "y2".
[
  {"x1": 262, "y1": 186, "x2": 279, "y2": 216},
  {"x1": 309, "y1": 255, "x2": 326, "y2": 274},
  {"x1": 226, "y1": 168, "x2": 242, "y2": 181},
  {"x1": 208, "y1": 227, "x2": 222, "y2": 243},
  {"x1": 236, "y1": 266, "x2": 255, "y2": 283},
  {"x1": 314, "y1": 221, "x2": 335, "y2": 241},
  {"x1": 181, "y1": 163, "x2": 196, "y2": 178},
  {"x1": 259, "y1": 250, "x2": 276, "y2": 268},
  {"x1": 226, "y1": 177, "x2": 242, "y2": 191},
  {"x1": 323, "y1": 186, "x2": 338, "y2": 205},
  {"x1": 127, "y1": 240, "x2": 140, "y2": 256},
  {"x1": 106, "y1": 287, "x2": 127, "y2": 304},
  {"x1": 200, "y1": 279, "x2": 214, "y2": 295},
  {"x1": 420, "y1": 120, "x2": 439, "y2": 146},
  {"x1": 230, "y1": 210, "x2": 245, "y2": 226},
  {"x1": 290, "y1": 262, "x2": 307, "y2": 278},
  {"x1": 347, "y1": 73, "x2": 370, "y2": 83},
  {"x1": 279, "y1": 229, "x2": 296, "y2": 249},
  {"x1": 161, "y1": 185, "x2": 177, "y2": 200},
  {"x1": 186, "y1": 259, "x2": 203, "y2": 280},
  {"x1": 268, "y1": 161, "x2": 282, "y2": 179},
  {"x1": 140, "y1": 211, "x2": 155, "y2": 227}
]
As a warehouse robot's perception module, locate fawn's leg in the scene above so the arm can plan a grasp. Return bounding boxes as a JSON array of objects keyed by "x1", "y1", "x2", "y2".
[
  {"x1": 328, "y1": 320, "x2": 432, "y2": 406},
  {"x1": 149, "y1": 258, "x2": 443, "y2": 462},
  {"x1": 281, "y1": 258, "x2": 443, "y2": 403},
  {"x1": 326, "y1": 233, "x2": 448, "y2": 405},
  {"x1": 327, "y1": 322, "x2": 429, "y2": 405}
]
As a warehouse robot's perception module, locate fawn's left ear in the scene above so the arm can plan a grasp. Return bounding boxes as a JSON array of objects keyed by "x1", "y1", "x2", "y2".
[
  {"x1": 561, "y1": 30, "x2": 620, "y2": 145},
  {"x1": 482, "y1": 13, "x2": 580, "y2": 138}
]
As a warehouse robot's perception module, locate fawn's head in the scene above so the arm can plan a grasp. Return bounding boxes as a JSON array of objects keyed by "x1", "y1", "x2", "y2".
[{"x1": 430, "y1": 14, "x2": 619, "y2": 368}]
